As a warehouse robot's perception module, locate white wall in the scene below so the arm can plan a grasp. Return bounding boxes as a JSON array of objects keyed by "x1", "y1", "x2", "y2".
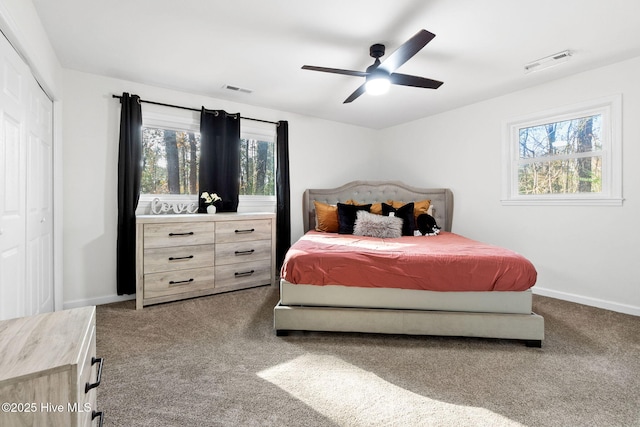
[
  {"x1": 61, "y1": 69, "x2": 379, "y2": 307},
  {"x1": 379, "y1": 56, "x2": 640, "y2": 315}
]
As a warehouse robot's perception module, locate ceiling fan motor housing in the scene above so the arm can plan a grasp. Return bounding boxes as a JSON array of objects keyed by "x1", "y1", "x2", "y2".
[{"x1": 369, "y1": 43, "x2": 385, "y2": 59}]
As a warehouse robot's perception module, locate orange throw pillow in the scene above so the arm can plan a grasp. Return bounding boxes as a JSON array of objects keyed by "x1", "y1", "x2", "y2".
[{"x1": 313, "y1": 201, "x2": 339, "y2": 232}]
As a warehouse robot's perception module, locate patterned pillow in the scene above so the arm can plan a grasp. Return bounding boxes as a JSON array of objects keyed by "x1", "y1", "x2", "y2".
[{"x1": 353, "y1": 211, "x2": 403, "y2": 238}]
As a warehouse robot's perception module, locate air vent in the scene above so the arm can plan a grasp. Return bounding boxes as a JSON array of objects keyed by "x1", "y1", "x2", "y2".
[
  {"x1": 222, "y1": 84, "x2": 253, "y2": 94},
  {"x1": 524, "y1": 50, "x2": 572, "y2": 74}
]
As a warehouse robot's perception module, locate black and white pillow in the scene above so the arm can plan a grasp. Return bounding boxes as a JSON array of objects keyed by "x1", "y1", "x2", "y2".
[{"x1": 416, "y1": 213, "x2": 441, "y2": 236}]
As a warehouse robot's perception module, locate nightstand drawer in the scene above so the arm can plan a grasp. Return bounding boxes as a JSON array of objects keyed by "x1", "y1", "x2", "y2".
[
  {"x1": 144, "y1": 222, "x2": 214, "y2": 248},
  {"x1": 144, "y1": 244, "x2": 214, "y2": 273},
  {"x1": 215, "y1": 240, "x2": 271, "y2": 265},
  {"x1": 214, "y1": 259, "x2": 271, "y2": 289},
  {"x1": 215, "y1": 219, "x2": 272, "y2": 243},
  {"x1": 144, "y1": 267, "x2": 216, "y2": 299}
]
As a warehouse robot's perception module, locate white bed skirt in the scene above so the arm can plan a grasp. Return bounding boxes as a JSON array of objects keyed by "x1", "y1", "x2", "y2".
[{"x1": 279, "y1": 280, "x2": 534, "y2": 314}]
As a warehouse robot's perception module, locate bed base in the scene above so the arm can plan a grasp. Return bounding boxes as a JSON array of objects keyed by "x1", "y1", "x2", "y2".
[{"x1": 273, "y1": 302, "x2": 544, "y2": 347}]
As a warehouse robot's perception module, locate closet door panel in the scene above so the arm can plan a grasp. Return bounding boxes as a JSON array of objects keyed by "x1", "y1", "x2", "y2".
[
  {"x1": 0, "y1": 32, "x2": 54, "y2": 320},
  {"x1": 0, "y1": 33, "x2": 28, "y2": 320}
]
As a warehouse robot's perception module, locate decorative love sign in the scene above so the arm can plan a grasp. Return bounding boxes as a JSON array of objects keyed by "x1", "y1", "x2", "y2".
[{"x1": 150, "y1": 198, "x2": 199, "y2": 215}]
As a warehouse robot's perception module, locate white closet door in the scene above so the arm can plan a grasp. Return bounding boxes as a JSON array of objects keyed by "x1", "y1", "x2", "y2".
[
  {"x1": 0, "y1": 32, "x2": 54, "y2": 320},
  {"x1": 26, "y1": 76, "x2": 54, "y2": 316}
]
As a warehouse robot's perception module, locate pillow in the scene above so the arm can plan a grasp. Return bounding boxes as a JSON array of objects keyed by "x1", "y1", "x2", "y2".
[
  {"x1": 353, "y1": 211, "x2": 403, "y2": 238},
  {"x1": 345, "y1": 199, "x2": 383, "y2": 215},
  {"x1": 382, "y1": 202, "x2": 415, "y2": 236},
  {"x1": 337, "y1": 203, "x2": 371, "y2": 234},
  {"x1": 416, "y1": 213, "x2": 441, "y2": 236},
  {"x1": 387, "y1": 199, "x2": 432, "y2": 222},
  {"x1": 313, "y1": 201, "x2": 339, "y2": 232}
]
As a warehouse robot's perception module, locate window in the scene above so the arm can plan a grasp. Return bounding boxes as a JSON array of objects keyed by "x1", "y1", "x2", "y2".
[
  {"x1": 141, "y1": 127, "x2": 200, "y2": 195},
  {"x1": 502, "y1": 95, "x2": 622, "y2": 205},
  {"x1": 137, "y1": 111, "x2": 276, "y2": 214}
]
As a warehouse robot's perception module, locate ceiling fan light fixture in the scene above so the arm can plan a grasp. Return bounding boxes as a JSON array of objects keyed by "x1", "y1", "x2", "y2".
[{"x1": 365, "y1": 75, "x2": 390, "y2": 96}]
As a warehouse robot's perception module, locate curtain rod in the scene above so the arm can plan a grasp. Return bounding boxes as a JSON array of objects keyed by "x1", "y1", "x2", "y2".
[{"x1": 111, "y1": 94, "x2": 279, "y2": 126}]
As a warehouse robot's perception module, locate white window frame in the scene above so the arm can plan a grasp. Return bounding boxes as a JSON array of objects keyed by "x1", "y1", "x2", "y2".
[
  {"x1": 501, "y1": 94, "x2": 623, "y2": 206},
  {"x1": 137, "y1": 111, "x2": 277, "y2": 215}
]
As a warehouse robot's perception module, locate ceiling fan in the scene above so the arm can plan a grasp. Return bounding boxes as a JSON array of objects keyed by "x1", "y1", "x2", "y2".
[{"x1": 302, "y1": 29, "x2": 443, "y2": 103}]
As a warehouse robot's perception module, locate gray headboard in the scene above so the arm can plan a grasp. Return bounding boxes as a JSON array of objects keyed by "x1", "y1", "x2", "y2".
[{"x1": 303, "y1": 180, "x2": 453, "y2": 233}]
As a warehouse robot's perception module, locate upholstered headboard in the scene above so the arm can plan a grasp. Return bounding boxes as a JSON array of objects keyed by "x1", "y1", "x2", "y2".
[{"x1": 303, "y1": 180, "x2": 453, "y2": 233}]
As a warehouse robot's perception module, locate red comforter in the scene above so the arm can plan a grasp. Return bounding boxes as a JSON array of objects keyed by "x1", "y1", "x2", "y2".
[{"x1": 281, "y1": 231, "x2": 537, "y2": 292}]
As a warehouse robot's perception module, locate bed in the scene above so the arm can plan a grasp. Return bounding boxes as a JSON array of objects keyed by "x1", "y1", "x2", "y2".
[{"x1": 273, "y1": 181, "x2": 544, "y2": 346}]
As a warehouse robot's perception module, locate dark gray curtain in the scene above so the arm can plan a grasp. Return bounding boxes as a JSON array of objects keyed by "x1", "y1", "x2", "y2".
[
  {"x1": 276, "y1": 121, "x2": 291, "y2": 269},
  {"x1": 199, "y1": 108, "x2": 241, "y2": 212},
  {"x1": 116, "y1": 93, "x2": 142, "y2": 295}
]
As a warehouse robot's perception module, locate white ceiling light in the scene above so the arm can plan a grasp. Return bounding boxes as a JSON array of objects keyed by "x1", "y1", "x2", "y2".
[
  {"x1": 524, "y1": 50, "x2": 572, "y2": 74},
  {"x1": 365, "y1": 76, "x2": 390, "y2": 95}
]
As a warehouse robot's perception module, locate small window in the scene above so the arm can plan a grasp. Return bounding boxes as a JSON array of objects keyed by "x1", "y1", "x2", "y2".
[{"x1": 502, "y1": 95, "x2": 622, "y2": 205}]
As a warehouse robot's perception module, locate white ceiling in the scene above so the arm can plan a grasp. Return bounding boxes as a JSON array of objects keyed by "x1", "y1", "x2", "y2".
[{"x1": 32, "y1": 0, "x2": 640, "y2": 129}]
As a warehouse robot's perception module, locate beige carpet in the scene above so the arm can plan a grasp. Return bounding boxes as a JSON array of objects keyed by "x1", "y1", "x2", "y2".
[{"x1": 96, "y1": 285, "x2": 640, "y2": 426}]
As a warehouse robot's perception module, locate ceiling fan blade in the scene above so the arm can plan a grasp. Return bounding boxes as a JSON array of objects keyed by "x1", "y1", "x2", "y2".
[
  {"x1": 343, "y1": 83, "x2": 367, "y2": 103},
  {"x1": 302, "y1": 65, "x2": 367, "y2": 77},
  {"x1": 379, "y1": 29, "x2": 435, "y2": 74},
  {"x1": 389, "y1": 73, "x2": 443, "y2": 89}
]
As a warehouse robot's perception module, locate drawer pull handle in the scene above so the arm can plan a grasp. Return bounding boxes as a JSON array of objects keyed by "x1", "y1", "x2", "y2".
[
  {"x1": 168, "y1": 255, "x2": 194, "y2": 261},
  {"x1": 235, "y1": 270, "x2": 255, "y2": 277},
  {"x1": 235, "y1": 249, "x2": 255, "y2": 256},
  {"x1": 85, "y1": 357, "x2": 104, "y2": 393},
  {"x1": 92, "y1": 410, "x2": 104, "y2": 427},
  {"x1": 169, "y1": 278, "x2": 194, "y2": 285},
  {"x1": 235, "y1": 228, "x2": 255, "y2": 234},
  {"x1": 168, "y1": 232, "x2": 194, "y2": 236}
]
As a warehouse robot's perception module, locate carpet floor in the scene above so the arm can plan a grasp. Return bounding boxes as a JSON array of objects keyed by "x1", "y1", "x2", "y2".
[{"x1": 96, "y1": 285, "x2": 640, "y2": 426}]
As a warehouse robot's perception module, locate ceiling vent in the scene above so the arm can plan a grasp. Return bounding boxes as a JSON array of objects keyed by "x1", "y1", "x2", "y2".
[
  {"x1": 524, "y1": 50, "x2": 572, "y2": 74},
  {"x1": 222, "y1": 84, "x2": 253, "y2": 94}
]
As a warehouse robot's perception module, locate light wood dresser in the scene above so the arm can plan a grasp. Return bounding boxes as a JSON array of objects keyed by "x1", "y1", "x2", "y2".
[
  {"x1": 136, "y1": 212, "x2": 276, "y2": 309},
  {"x1": 0, "y1": 306, "x2": 103, "y2": 427}
]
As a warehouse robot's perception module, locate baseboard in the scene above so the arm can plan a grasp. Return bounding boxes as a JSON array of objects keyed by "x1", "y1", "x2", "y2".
[
  {"x1": 63, "y1": 293, "x2": 136, "y2": 310},
  {"x1": 532, "y1": 287, "x2": 639, "y2": 316}
]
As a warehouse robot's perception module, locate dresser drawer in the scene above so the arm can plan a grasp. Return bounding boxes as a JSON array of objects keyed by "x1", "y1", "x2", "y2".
[
  {"x1": 215, "y1": 240, "x2": 272, "y2": 266},
  {"x1": 144, "y1": 222, "x2": 214, "y2": 248},
  {"x1": 144, "y1": 244, "x2": 214, "y2": 274},
  {"x1": 215, "y1": 219, "x2": 272, "y2": 243},
  {"x1": 214, "y1": 259, "x2": 271, "y2": 289},
  {"x1": 144, "y1": 267, "x2": 215, "y2": 299}
]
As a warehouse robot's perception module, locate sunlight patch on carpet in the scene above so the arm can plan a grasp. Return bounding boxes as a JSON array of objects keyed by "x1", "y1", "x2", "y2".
[{"x1": 257, "y1": 354, "x2": 524, "y2": 427}]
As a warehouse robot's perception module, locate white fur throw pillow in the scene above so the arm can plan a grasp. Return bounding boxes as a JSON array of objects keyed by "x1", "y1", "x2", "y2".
[{"x1": 353, "y1": 211, "x2": 403, "y2": 238}]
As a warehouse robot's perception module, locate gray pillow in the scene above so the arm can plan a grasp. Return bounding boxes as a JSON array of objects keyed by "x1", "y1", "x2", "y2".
[{"x1": 353, "y1": 211, "x2": 403, "y2": 238}]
